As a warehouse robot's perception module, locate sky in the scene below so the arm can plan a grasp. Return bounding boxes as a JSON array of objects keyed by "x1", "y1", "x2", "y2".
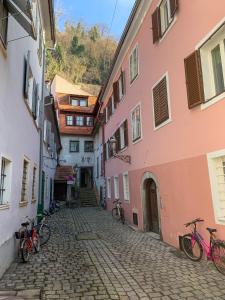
[{"x1": 55, "y1": 0, "x2": 136, "y2": 40}]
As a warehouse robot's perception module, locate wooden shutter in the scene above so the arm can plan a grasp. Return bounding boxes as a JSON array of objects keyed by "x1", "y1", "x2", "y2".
[
  {"x1": 153, "y1": 76, "x2": 169, "y2": 127},
  {"x1": 115, "y1": 129, "x2": 120, "y2": 152},
  {"x1": 113, "y1": 81, "x2": 119, "y2": 107},
  {"x1": 121, "y1": 71, "x2": 126, "y2": 96},
  {"x1": 124, "y1": 120, "x2": 128, "y2": 147},
  {"x1": 184, "y1": 50, "x2": 204, "y2": 109},
  {"x1": 32, "y1": 80, "x2": 38, "y2": 120},
  {"x1": 107, "y1": 97, "x2": 112, "y2": 118},
  {"x1": 152, "y1": 8, "x2": 161, "y2": 44},
  {"x1": 170, "y1": 0, "x2": 179, "y2": 18},
  {"x1": 24, "y1": 50, "x2": 30, "y2": 98}
]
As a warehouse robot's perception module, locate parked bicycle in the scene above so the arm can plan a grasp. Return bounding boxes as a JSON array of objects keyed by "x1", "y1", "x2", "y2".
[
  {"x1": 35, "y1": 211, "x2": 51, "y2": 246},
  {"x1": 15, "y1": 217, "x2": 40, "y2": 262},
  {"x1": 112, "y1": 199, "x2": 125, "y2": 224},
  {"x1": 181, "y1": 218, "x2": 225, "y2": 275}
]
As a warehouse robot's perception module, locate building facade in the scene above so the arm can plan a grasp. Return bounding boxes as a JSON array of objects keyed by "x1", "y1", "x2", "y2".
[
  {"x1": 52, "y1": 75, "x2": 99, "y2": 195},
  {"x1": 0, "y1": 0, "x2": 55, "y2": 277},
  {"x1": 100, "y1": 0, "x2": 225, "y2": 248}
]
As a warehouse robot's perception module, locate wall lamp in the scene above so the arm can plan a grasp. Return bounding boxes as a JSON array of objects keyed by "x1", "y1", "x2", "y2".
[{"x1": 109, "y1": 137, "x2": 131, "y2": 164}]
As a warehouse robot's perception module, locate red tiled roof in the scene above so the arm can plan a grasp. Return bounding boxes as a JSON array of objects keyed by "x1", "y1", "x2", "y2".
[{"x1": 55, "y1": 166, "x2": 74, "y2": 181}]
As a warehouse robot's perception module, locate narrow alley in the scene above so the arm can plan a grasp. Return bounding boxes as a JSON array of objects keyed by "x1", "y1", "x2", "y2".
[{"x1": 0, "y1": 208, "x2": 224, "y2": 300}]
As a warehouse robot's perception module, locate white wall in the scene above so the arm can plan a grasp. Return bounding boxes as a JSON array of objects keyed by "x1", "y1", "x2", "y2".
[
  {"x1": 0, "y1": 10, "x2": 43, "y2": 277},
  {"x1": 60, "y1": 135, "x2": 95, "y2": 186}
]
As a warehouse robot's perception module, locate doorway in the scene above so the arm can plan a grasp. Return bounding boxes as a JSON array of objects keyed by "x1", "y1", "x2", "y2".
[
  {"x1": 80, "y1": 167, "x2": 93, "y2": 188},
  {"x1": 142, "y1": 172, "x2": 161, "y2": 235}
]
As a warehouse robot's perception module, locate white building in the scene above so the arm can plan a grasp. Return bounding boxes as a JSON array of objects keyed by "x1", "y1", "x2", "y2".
[{"x1": 0, "y1": 0, "x2": 55, "y2": 277}]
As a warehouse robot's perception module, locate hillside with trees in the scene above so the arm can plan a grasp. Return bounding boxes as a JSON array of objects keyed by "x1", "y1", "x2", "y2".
[{"x1": 46, "y1": 22, "x2": 117, "y2": 90}]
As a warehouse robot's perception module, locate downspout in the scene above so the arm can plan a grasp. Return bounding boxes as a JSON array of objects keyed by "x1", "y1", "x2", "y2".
[{"x1": 37, "y1": 46, "x2": 46, "y2": 218}]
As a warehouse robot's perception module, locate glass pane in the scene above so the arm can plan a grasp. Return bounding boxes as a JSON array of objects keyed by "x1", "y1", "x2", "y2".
[
  {"x1": 80, "y1": 100, "x2": 87, "y2": 107},
  {"x1": 160, "y1": 0, "x2": 169, "y2": 34},
  {"x1": 71, "y1": 99, "x2": 79, "y2": 106},
  {"x1": 211, "y1": 44, "x2": 224, "y2": 95}
]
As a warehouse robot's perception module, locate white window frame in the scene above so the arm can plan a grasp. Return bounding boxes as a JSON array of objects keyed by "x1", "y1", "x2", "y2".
[
  {"x1": 152, "y1": 72, "x2": 172, "y2": 130},
  {"x1": 66, "y1": 115, "x2": 73, "y2": 126},
  {"x1": 207, "y1": 148, "x2": 225, "y2": 224},
  {"x1": 114, "y1": 176, "x2": 119, "y2": 199},
  {"x1": 107, "y1": 177, "x2": 111, "y2": 198},
  {"x1": 130, "y1": 103, "x2": 142, "y2": 144},
  {"x1": 129, "y1": 44, "x2": 139, "y2": 84},
  {"x1": 123, "y1": 172, "x2": 130, "y2": 202},
  {"x1": 0, "y1": 154, "x2": 12, "y2": 207},
  {"x1": 111, "y1": 95, "x2": 115, "y2": 114},
  {"x1": 118, "y1": 75, "x2": 124, "y2": 101},
  {"x1": 159, "y1": 0, "x2": 172, "y2": 35}
]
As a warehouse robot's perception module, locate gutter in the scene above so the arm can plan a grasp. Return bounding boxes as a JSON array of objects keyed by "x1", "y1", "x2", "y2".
[{"x1": 99, "y1": 0, "x2": 142, "y2": 103}]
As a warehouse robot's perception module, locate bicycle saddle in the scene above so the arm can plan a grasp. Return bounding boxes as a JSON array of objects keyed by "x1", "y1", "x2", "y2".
[
  {"x1": 21, "y1": 222, "x2": 29, "y2": 227},
  {"x1": 206, "y1": 227, "x2": 217, "y2": 233}
]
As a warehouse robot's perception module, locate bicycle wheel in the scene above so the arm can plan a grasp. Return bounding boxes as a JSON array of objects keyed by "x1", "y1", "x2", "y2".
[
  {"x1": 33, "y1": 234, "x2": 40, "y2": 253},
  {"x1": 120, "y1": 207, "x2": 125, "y2": 224},
  {"x1": 21, "y1": 239, "x2": 31, "y2": 263},
  {"x1": 112, "y1": 208, "x2": 120, "y2": 221},
  {"x1": 36, "y1": 224, "x2": 51, "y2": 246},
  {"x1": 212, "y1": 242, "x2": 225, "y2": 275},
  {"x1": 181, "y1": 234, "x2": 203, "y2": 261}
]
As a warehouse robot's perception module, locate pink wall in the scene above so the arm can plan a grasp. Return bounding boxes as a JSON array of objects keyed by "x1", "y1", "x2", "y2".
[{"x1": 103, "y1": 0, "x2": 225, "y2": 247}]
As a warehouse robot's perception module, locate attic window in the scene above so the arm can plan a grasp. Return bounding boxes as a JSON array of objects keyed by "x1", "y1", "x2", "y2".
[{"x1": 71, "y1": 97, "x2": 88, "y2": 107}]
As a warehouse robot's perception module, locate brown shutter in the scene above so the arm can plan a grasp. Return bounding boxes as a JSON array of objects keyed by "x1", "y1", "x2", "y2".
[
  {"x1": 153, "y1": 76, "x2": 169, "y2": 127},
  {"x1": 184, "y1": 50, "x2": 204, "y2": 109},
  {"x1": 122, "y1": 71, "x2": 126, "y2": 96},
  {"x1": 124, "y1": 120, "x2": 128, "y2": 147},
  {"x1": 152, "y1": 8, "x2": 161, "y2": 44},
  {"x1": 113, "y1": 81, "x2": 119, "y2": 107},
  {"x1": 170, "y1": 0, "x2": 179, "y2": 18},
  {"x1": 103, "y1": 108, "x2": 107, "y2": 124},
  {"x1": 115, "y1": 129, "x2": 120, "y2": 152},
  {"x1": 107, "y1": 97, "x2": 112, "y2": 118}
]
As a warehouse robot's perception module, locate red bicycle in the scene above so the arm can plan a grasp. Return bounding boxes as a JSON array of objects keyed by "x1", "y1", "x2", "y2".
[{"x1": 15, "y1": 217, "x2": 40, "y2": 262}]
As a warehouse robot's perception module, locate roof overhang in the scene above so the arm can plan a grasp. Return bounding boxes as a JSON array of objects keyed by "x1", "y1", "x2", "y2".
[{"x1": 39, "y1": 0, "x2": 55, "y2": 46}]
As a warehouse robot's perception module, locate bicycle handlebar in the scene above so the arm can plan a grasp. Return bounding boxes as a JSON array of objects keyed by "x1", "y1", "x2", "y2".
[{"x1": 184, "y1": 218, "x2": 204, "y2": 227}]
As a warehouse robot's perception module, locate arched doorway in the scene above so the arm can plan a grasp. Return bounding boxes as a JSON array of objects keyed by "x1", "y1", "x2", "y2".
[{"x1": 141, "y1": 172, "x2": 161, "y2": 235}]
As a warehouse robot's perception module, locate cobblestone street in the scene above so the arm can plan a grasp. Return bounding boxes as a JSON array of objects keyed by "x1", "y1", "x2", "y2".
[{"x1": 0, "y1": 207, "x2": 225, "y2": 300}]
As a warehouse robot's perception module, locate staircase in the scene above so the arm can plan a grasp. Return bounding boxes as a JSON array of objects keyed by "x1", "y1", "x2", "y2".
[{"x1": 79, "y1": 188, "x2": 97, "y2": 207}]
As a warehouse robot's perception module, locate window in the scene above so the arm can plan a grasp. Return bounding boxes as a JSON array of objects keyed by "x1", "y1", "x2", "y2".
[
  {"x1": 86, "y1": 116, "x2": 94, "y2": 127},
  {"x1": 0, "y1": 0, "x2": 8, "y2": 47},
  {"x1": 131, "y1": 105, "x2": 142, "y2": 142},
  {"x1": 96, "y1": 157, "x2": 99, "y2": 178},
  {"x1": 84, "y1": 141, "x2": 94, "y2": 152},
  {"x1": 71, "y1": 97, "x2": 88, "y2": 107},
  {"x1": 123, "y1": 173, "x2": 130, "y2": 201},
  {"x1": 107, "y1": 178, "x2": 111, "y2": 198},
  {"x1": 129, "y1": 46, "x2": 138, "y2": 83},
  {"x1": 32, "y1": 167, "x2": 37, "y2": 201},
  {"x1": 114, "y1": 176, "x2": 119, "y2": 199},
  {"x1": 207, "y1": 150, "x2": 225, "y2": 224},
  {"x1": 66, "y1": 115, "x2": 73, "y2": 126},
  {"x1": 152, "y1": 0, "x2": 178, "y2": 43},
  {"x1": 115, "y1": 120, "x2": 128, "y2": 151},
  {"x1": 70, "y1": 141, "x2": 79, "y2": 152},
  {"x1": 185, "y1": 25, "x2": 225, "y2": 108},
  {"x1": 21, "y1": 159, "x2": 29, "y2": 203},
  {"x1": 76, "y1": 116, "x2": 84, "y2": 126},
  {"x1": 152, "y1": 75, "x2": 170, "y2": 128},
  {"x1": 0, "y1": 157, "x2": 11, "y2": 205},
  {"x1": 37, "y1": 18, "x2": 43, "y2": 65}
]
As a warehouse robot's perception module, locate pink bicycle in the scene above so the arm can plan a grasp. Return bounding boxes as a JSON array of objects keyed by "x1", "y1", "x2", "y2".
[{"x1": 181, "y1": 218, "x2": 225, "y2": 275}]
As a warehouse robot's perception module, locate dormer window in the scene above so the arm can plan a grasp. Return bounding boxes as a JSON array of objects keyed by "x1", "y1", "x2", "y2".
[{"x1": 70, "y1": 97, "x2": 88, "y2": 107}]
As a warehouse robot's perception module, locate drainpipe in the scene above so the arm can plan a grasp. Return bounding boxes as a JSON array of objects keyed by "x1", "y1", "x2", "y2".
[{"x1": 37, "y1": 47, "x2": 46, "y2": 219}]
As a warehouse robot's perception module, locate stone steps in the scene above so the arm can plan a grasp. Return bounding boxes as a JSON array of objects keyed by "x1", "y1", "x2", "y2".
[{"x1": 79, "y1": 188, "x2": 97, "y2": 207}]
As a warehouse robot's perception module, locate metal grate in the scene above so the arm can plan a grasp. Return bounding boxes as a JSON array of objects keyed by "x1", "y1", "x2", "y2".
[
  {"x1": 0, "y1": 158, "x2": 6, "y2": 205},
  {"x1": 21, "y1": 160, "x2": 29, "y2": 202}
]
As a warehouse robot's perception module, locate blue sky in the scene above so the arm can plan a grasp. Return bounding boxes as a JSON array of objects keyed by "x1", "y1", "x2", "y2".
[{"x1": 55, "y1": 0, "x2": 136, "y2": 39}]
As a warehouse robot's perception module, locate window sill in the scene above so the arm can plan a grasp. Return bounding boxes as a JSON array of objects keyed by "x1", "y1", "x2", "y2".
[
  {"x1": 124, "y1": 199, "x2": 130, "y2": 204},
  {"x1": 31, "y1": 199, "x2": 37, "y2": 204},
  {"x1": 0, "y1": 204, "x2": 10, "y2": 211},
  {"x1": 19, "y1": 201, "x2": 28, "y2": 207},
  {"x1": 130, "y1": 74, "x2": 139, "y2": 87},
  {"x1": 132, "y1": 136, "x2": 143, "y2": 145},
  {"x1": 154, "y1": 118, "x2": 172, "y2": 131},
  {"x1": 201, "y1": 91, "x2": 225, "y2": 110},
  {"x1": 119, "y1": 146, "x2": 128, "y2": 153}
]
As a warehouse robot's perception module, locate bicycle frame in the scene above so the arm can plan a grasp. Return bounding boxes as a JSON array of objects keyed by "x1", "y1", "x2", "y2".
[{"x1": 192, "y1": 231, "x2": 213, "y2": 260}]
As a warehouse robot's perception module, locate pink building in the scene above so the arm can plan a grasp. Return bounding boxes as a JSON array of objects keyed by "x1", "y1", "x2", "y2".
[{"x1": 100, "y1": 0, "x2": 225, "y2": 248}]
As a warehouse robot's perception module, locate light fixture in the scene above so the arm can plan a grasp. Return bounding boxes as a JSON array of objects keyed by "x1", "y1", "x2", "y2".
[{"x1": 109, "y1": 137, "x2": 131, "y2": 164}]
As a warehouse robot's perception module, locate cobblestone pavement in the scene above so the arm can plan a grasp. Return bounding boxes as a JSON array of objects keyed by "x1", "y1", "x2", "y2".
[{"x1": 0, "y1": 207, "x2": 225, "y2": 300}]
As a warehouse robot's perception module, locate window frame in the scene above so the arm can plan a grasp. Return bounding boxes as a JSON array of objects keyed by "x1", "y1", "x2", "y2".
[
  {"x1": 66, "y1": 115, "x2": 74, "y2": 126},
  {"x1": 152, "y1": 72, "x2": 172, "y2": 130},
  {"x1": 84, "y1": 141, "x2": 94, "y2": 153},
  {"x1": 0, "y1": 154, "x2": 12, "y2": 206},
  {"x1": 107, "y1": 177, "x2": 111, "y2": 199},
  {"x1": 75, "y1": 115, "x2": 84, "y2": 126},
  {"x1": 69, "y1": 140, "x2": 79, "y2": 153},
  {"x1": 123, "y1": 172, "x2": 130, "y2": 202},
  {"x1": 20, "y1": 157, "x2": 30, "y2": 204},
  {"x1": 130, "y1": 103, "x2": 142, "y2": 143},
  {"x1": 31, "y1": 166, "x2": 37, "y2": 202},
  {"x1": 0, "y1": 0, "x2": 8, "y2": 49},
  {"x1": 114, "y1": 176, "x2": 119, "y2": 199},
  {"x1": 159, "y1": 0, "x2": 173, "y2": 37},
  {"x1": 129, "y1": 44, "x2": 139, "y2": 84},
  {"x1": 70, "y1": 97, "x2": 88, "y2": 107}
]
